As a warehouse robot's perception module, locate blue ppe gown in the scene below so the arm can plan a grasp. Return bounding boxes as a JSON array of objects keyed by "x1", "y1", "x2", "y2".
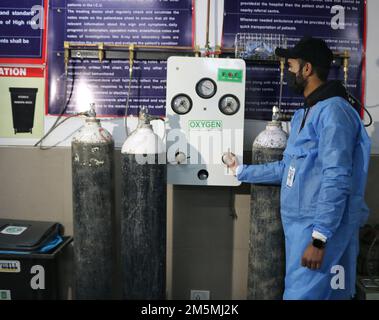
[{"x1": 237, "y1": 97, "x2": 371, "y2": 300}]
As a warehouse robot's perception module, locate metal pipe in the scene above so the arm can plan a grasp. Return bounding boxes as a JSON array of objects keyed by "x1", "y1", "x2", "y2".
[
  {"x1": 278, "y1": 58, "x2": 285, "y2": 114},
  {"x1": 129, "y1": 43, "x2": 135, "y2": 73},
  {"x1": 124, "y1": 44, "x2": 135, "y2": 137},
  {"x1": 64, "y1": 41, "x2": 70, "y2": 75},
  {"x1": 195, "y1": 45, "x2": 201, "y2": 57},
  {"x1": 214, "y1": 45, "x2": 222, "y2": 57},
  {"x1": 98, "y1": 43, "x2": 104, "y2": 63},
  {"x1": 206, "y1": 0, "x2": 211, "y2": 52},
  {"x1": 343, "y1": 50, "x2": 350, "y2": 87},
  {"x1": 64, "y1": 42, "x2": 195, "y2": 51}
]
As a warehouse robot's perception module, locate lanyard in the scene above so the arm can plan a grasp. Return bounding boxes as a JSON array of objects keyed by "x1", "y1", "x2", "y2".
[{"x1": 299, "y1": 107, "x2": 310, "y2": 133}]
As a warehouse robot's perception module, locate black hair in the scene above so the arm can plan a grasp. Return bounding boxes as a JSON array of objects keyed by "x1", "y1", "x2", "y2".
[
  {"x1": 312, "y1": 65, "x2": 330, "y2": 82},
  {"x1": 298, "y1": 59, "x2": 330, "y2": 82}
]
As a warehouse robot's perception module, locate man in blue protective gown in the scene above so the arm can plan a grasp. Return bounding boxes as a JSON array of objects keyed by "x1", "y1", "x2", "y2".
[{"x1": 226, "y1": 37, "x2": 371, "y2": 300}]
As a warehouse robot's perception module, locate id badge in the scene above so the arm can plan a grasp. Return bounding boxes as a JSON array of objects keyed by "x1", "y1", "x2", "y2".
[{"x1": 286, "y1": 166, "x2": 296, "y2": 188}]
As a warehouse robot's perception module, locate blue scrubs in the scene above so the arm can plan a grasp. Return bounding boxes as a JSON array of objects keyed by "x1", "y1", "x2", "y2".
[{"x1": 237, "y1": 97, "x2": 371, "y2": 299}]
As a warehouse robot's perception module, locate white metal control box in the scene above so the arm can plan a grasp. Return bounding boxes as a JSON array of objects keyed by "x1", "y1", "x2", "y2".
[{"x1": 166, "y1": 57, "x2": 245, "y2": 186}]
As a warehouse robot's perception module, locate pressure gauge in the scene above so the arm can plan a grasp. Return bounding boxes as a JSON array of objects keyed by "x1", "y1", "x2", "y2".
[
  {"x1": 219, "y1": 94, "x2": 240, "y2": 115},
  {"x1": 171, "y1": 94, "x2": 193, "y2": 115},
  {"x1": 196, "y1": 78, "x2": 217, "y2": 99}
]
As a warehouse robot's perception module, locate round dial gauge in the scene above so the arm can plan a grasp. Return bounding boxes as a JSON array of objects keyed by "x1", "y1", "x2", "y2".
[
  {"x1": 171, "y1": 94, "x2": 192, "y2": 115},
  {"x1": 196, "y1": 78, "x2": 217, "y2": 99},
  {"x1": 219, "y1": 94, "x2": 240, "y2": 115}
]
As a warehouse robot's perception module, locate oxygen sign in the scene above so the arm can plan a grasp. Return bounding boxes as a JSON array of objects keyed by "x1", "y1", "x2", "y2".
[{"x1": 188, "y1": 120, "x2": 223, "y2": 130}]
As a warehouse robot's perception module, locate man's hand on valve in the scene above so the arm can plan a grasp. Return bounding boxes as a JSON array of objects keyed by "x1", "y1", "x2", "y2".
[{"x1": 222, "y1": 152, "x2": 239, "y2": 175}]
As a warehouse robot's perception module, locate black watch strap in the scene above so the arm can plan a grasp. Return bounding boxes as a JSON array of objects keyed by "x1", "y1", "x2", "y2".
[{"x1": 312, "y1": 238, "x2": 326, "y2": 249}]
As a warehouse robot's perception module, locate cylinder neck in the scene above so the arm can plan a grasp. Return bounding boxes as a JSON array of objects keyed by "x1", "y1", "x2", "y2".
[
  {"x1": 266, "y1": 121, "x2": 282, "y2": 129},
  {"x1": 85, "y1": 117, "x2": 100, "y2": 125},
  {"x1": 137, "y1": 119, "x2": 153, "y2": 130},
  {"x1": 137, "y1": 108, "x2": 153, "y2": 130}
]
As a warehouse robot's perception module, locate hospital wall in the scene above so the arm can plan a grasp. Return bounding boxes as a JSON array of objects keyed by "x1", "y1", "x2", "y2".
[{"x1": 0, "y1": 0, "x2": 379, "y2": 299}]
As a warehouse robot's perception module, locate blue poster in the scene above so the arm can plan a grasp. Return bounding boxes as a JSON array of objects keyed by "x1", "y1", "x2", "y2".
[
  {"x1": 0, "y1": 0, "x2": 45, "y2": 62},
  {"x1": 48, "y1": 0, "x2": 194, "y2": 116},
  {"x1": 222, "y1": 0, "x2": 366, "y2": 120}
]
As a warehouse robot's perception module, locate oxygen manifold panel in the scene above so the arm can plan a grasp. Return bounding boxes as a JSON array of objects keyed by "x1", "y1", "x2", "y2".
[{"x1": 166, "y1": 57, "x2": 246, "y2": 186}]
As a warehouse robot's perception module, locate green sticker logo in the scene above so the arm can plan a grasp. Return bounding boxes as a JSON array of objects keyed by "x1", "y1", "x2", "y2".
[{"x1": 218, "y1": 69, "x2": 243, "y2": 83}]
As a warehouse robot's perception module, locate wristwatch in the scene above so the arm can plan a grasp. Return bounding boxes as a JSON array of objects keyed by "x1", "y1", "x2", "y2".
[{"x1": 312, "y1": 238, "x2": 326, "y2": 249}]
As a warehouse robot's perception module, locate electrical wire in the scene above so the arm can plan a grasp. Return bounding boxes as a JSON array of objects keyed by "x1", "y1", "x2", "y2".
[
  {"x1": 347, "y1": 92, "x2": 373, "y2": 127},
  {"x1": 37, "y1": 112, "x2": 88, "y2": 150},
  {"x1": 363, "y1": 105, "x2": 373, "y2": 127},
  {"x1": 34, "y1": 61, "x2": 77, "y2": 149}
]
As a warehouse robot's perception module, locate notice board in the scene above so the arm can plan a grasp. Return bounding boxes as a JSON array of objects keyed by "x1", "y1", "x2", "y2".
[
  {"x1": 0, "y1": 0, "x2": 47, "y2": 64},
  {"x1": 222, "y1": 0, "x2": 366, "y2": 120},
  {"x1": 47, "y1": 0, "x2": 194, "y2": 117}
]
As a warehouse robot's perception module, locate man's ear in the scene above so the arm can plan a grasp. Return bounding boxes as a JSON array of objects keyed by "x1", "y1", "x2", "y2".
[{"x1": 303, "y1": 62, "x2": 313, "y2": 77}]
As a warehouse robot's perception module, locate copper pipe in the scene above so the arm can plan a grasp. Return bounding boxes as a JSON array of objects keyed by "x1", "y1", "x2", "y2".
[
  {"x1": 278, "y1": 58, "x2": 285, "y2": 113},
  {"x1": 214, "y1": 45, "x2": 221, "y2": 58},
  {"x1": 206, "y1": 0, "x2": 211, "y2": 51},
  {"x1": 343, "y1": 50, "x2": 350, "y2": 86},
  {"x1": 64, "y1": 41, "x2": 70, "y2": 75},
  {"x1": 98, "y1": 43, "x2": 104, "y2": 62},
  {"x1": 129, "y1": 43, "x2": 135, "y2": 76},
  {"x1": 66, "y1": 43, "x2": 194, "y2": 51},
  {"x1": 132, "y1": 45, "x2": 194, "y2": 50}
]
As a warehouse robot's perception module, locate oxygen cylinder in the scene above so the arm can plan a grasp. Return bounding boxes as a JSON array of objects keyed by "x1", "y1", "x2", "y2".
[
  {"x1": 71, "y1": 113, "x2": 114, "y2": 299},
  {"x1": 248, "y1": 119, "x2": 287, "y2": 300},
  {"x1": 121, "y1": 108, "x2": 166, "y2": 299}
]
